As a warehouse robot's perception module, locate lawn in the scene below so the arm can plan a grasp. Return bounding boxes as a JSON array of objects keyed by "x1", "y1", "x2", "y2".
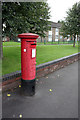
[
  {"x1": 36, "y1": 45, "x2": 78, "y2": 65},
  {"x1": 2, "y1": 44, "x2": 78, "y2": 75}
]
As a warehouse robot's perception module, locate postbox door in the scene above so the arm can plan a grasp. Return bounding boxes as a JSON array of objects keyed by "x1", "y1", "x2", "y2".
[
  {"x1": 22, "y1": 42, "x2": 36, "y2": 80},
  {"x1": 30, "y1": 43, "x2": 36, "y2": 79}
]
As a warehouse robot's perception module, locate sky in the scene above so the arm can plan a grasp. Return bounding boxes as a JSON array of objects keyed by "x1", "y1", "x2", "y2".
[{"x1": 47, "y1": 0, "x2": 80, "y2": 22}]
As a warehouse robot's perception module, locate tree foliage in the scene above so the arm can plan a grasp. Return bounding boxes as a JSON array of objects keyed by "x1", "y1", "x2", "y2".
[
  {"x1": 60, "y1": 2, "x2": 80, "y2": 47},
  {"x1": 2, "y1": 2, "x2": 51, "y2": 38}
]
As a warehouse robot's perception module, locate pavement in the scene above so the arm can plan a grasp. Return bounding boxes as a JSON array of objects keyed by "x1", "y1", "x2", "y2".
[{"x1": 2, "y1": 61, "x2": 78, "y2": 119}]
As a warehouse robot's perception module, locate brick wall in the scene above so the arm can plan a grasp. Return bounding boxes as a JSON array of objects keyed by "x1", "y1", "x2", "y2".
[{"x1": 1, "y1": 53, "x2": 80, "y2": 92}]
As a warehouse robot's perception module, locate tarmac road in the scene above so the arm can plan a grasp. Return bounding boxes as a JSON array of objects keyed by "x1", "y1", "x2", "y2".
[{"x1": 2, "y1": 61, "x2": 78, "y2": 118}]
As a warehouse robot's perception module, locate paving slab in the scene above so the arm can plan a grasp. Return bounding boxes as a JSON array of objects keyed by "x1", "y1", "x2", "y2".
[{"x1": 2, "y1": 61, "x2": 78, "y2": 118}]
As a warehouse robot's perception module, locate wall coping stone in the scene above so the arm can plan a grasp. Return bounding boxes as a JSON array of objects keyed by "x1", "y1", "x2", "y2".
[{"x1": 36, "y1": 52, "x2": 79, "y2": 69}]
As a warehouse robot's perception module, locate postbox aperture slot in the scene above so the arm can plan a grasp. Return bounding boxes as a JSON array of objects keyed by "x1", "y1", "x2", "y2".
[
  {"x1": 31, "y1": 44, "x2": 36, "y2": 48},
  {"x1": 31, "y1": 43, "x2": 36, "y2": 45}
]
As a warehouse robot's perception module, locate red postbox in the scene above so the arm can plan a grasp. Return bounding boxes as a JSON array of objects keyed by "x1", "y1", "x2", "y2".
[{"x1": 18, "y1": 33, "x2": 39, "y2": 95}]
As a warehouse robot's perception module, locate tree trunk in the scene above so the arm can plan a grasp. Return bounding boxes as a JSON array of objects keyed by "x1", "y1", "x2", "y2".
[
  {"x1": 41, "y1": 36, "x2": 42, "y2": 42},
  {"x1": 52, "y1": 33, "x2": 54, "y2": 43},
  {"x1": 0, "y1": 38, "x2": 3, "y2": 59},
  {"x1": 78, "y1": 35, "x2": 80, "y2": 52},
  {"x1": 73, "y1": 35, "x2": 76, "y2": 47}
]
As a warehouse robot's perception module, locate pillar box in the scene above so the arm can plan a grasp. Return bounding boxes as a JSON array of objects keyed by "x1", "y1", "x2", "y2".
[{"x1": 18, "y1": 33, "x2": 39, "y2": 96}]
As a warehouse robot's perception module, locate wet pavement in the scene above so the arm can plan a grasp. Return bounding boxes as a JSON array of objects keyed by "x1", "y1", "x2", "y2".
[{"x1": 2, "y1": 61, "x2": 78, "y2": 118}]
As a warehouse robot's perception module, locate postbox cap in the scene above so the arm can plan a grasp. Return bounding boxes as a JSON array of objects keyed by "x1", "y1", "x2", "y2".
[{"x1": 18, "y1": 33, "x2": 39, "y2": 39}]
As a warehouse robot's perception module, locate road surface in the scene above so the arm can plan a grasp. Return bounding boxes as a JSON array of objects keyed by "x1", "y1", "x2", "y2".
[{"x1": 2, "y1": 61, "x2": 78, "y2": 118}]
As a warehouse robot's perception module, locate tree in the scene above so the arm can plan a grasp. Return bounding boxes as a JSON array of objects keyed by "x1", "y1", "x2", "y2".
[
  {"x1": 2, "y1": 2, "x2": 51, "y2": 39},
  {"x1": 60, "y1": 2, "x2": 80, "y2": 47},
  {"x1": 0, "y1": 1, "x2": 2, "y2": 59}
]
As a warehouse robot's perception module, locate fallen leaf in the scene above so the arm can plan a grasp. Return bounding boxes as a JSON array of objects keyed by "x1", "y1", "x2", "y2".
[
  {"x1": 7, "y1": 94, "x2": 11, "y2": 97},
  {"x1": 19, "y1": 114, "x2": 22, "y2": 118},
  {"x1": 49, "y1": 89, "x2": 52, "y2": 92},
  {"x1": 19, "y1": 85, "x2": 21, "y2": 88}
]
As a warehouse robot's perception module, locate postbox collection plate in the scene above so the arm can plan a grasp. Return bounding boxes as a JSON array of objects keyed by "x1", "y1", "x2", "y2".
[{"x1": 32, "y1": 49, "x2": 36, "y2": 58}]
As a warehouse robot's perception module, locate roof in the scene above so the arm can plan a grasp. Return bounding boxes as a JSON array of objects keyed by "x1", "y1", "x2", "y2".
[{"x1": 51, "y1": 22, "x2": 62, "y2": 28}]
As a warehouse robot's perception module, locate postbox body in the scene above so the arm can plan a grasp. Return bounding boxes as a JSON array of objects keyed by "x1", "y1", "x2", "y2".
[
  {"x1": 21, "y1": 40, "x2": 37, "y2": 80},
  {"x1": 18, "y1": 33, "x2": 39, "y2": 81}
]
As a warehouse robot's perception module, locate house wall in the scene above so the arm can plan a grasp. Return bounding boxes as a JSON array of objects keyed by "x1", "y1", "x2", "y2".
[
  {"x1": 38, "y1": 26, "x2": 75, "y2": 43},
  {"x1": 52, "y1": 28, "x2": 55, "y2": 41}
]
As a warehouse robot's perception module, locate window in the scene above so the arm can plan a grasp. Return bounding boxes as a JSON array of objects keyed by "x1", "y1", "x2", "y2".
[
  {"x1": 55, "y1": 28, "x2": 59, "y2": 35},
  {"x1": 48, "y1": 31, "x2": 52, "y2": 41},
  {"x1": 55, "y1": 35, "x2": 58, "y2": 41},
  {"x1": 56, "y1": 28, "x2": 58, "y2": 32},
  {"x1": 55, "y1": 35, "x2": 58, "y2": 39},
  {"x1": 49, "y1": 31, "x2": 52, "y2": 35},
  {"x1": 60, "y1": 36, "x2": 63, "y2": 39}
]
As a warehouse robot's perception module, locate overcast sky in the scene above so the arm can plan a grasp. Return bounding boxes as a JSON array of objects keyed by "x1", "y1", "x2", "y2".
[{"x1": 47, "y1": 0, "x2": 80, "y2": 22}]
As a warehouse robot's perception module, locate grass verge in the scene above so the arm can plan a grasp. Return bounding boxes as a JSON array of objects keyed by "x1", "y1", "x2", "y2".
[{"x1": 2, "y1": 45, "x2": 78, "y2": 75}]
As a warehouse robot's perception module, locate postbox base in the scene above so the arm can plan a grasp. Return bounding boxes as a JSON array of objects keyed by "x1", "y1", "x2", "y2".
[{"x1": 21, "y1": 79, "x2": 35, "y2": 96}]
